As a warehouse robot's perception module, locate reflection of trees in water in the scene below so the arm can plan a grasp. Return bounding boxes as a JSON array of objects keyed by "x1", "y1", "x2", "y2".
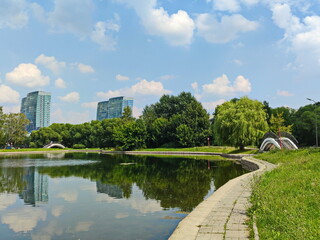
[
  {"x1": 0, "y1": 167, "x2": 26, "y2": 193},
  {"x1": 37, "y1": 153, "x2": 247, "y2": 211},
  {"x1": 0, "y1": 153, "x2": 247, "y2": 211},
  {"x1": 0, "y1": 166, "x2": 49, "y2": 206}
]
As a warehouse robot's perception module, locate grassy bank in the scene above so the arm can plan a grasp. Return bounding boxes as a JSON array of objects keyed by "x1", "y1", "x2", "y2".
[
  {"x1": 137, "y1": 146, "x2": 258, "y2": 154},
  {"x1": 251, "y1": 149, "x2": 320, "y2": 239},
  {"x1": 0, "y1": 148, "x2": 71, "y2": 152}
]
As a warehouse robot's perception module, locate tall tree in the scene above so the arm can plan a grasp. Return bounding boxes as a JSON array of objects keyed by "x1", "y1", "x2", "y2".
[
  {"x1": 2, "y1": 113, "x2": 29, "y2": 146},
  {"x1": 269, "y1": 112, "x2": 293, "y2": 134},
  {"x1": 292, "y1": 103, "x2": 320, "y2": 146},
  {"x1": 214, "y1": 97, "x2": 269, "y2": 150},
  {"x1": 142, "y1": 92, "x2": 210, "y2": 147},
  {"x1": 0, "y1": 107, "x2": 4, "y2": 146}
]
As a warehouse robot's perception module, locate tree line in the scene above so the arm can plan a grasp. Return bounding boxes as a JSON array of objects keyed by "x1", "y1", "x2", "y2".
[{"x1": 0, "y1": 92, "x2": 319, "y2": 149}]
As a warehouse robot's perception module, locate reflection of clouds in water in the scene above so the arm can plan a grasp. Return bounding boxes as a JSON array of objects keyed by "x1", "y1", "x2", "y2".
[
  {"x1": 96, "y1": 185, "x2": 162, "y2": 214},
  {"x1": 75, "y1": 221, "x2": 93, "y2": 232},
  {"x1": 79, "y1": 182, "x2": 96, "y2": 192},
  {"x1": 115, "y1": 213, "x2": 129, "y2": 219},
  {"x1": 31, "y1": 220, "x2": 93, "y2": 240},
  {"x1": 51, "y1": 205, "x2": 64, "y2": 217},
  {"x1": 31, "y1": 220, "x2": 63, "y2": 240},
  {"x1": 57, "y1": 191, "x2": 78, "y2": 202},
  {"x1": 45, "y1": 153, "x2": 66, "y2": 159},
  {"x1": 2, "y1": 207, "x2": 46, "y2": 232},
  {"x1": 0, "y1": 193, "x2": 17, "y2": 211}
]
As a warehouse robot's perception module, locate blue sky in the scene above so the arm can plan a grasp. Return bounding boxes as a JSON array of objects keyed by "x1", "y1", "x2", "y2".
[{"x1": 0, "y1": 0, "x2": 320, "y2": 123}]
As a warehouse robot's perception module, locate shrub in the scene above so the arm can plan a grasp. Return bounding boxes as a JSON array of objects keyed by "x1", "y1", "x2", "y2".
[{"x1": 73, "y1": 144, "x2": 86, "y2": 149}]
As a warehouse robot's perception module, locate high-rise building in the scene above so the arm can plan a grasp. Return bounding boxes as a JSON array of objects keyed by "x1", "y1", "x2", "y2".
[
  {"x1": 21, "y1": 91, "x2": 51, "y2": 132},
  {"x1": 97, "y1": 96, "x2": 133, "y2": 120}
]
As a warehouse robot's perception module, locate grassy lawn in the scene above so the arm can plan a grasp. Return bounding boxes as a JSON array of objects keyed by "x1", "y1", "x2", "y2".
[
  {"x1": 0, "y1": 148, "x2": 71, "y2": 152},
  {"x1": 251, "y1": 149, "x2": 320, "y2": 239},
  {"x1": 137, "y1": 146, "x2": 258, "y2": 154}
]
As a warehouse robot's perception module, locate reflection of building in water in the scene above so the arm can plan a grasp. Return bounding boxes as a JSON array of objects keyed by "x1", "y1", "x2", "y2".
[
  {"x1": 19, "y1": 168, "x2": 48, "y2": 206},
  {"x1": 96, "y1": 182, "x2": 123, "y2": 199}
]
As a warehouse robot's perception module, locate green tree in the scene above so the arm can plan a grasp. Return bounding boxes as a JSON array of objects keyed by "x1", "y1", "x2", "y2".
[
  {"x1": 2, "y1": 113, "x2": 29, "y2": 146},
  {"x1": 292, "y1": 103, "x2": 320, "y2": 146},
  {"x1": 113, "y1": 119, "x2": 147, "y2": 150},
  {"x1": 122, "y1": 106, "x2": 134, "y2": 121},
  {"x1": 269, "y1": 112, "x2": 293, "y2": 134},
  {"x1": 0, "y1": 107, "x2": 4, "y2": 145},
  {"x1": 142, "y1": 92, "x2": 210, "y2": 147},
  {"x1": 271, "y1": 106, "x2": 295, "y2": 126},
  {"x1": 214, "y1": 97, "x2": 269, "y2": 150},
  {"x1": 30, "y1": 127, "x2": 62, "y2": 147}
]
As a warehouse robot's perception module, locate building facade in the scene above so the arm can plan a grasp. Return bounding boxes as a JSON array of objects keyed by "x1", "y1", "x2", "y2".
[
  {"x1": 97, "y1": 96, "x2": 133, "y2": 120},
  {"x1": 21, "y1": 91, "x2": 51, "y2": 132}
]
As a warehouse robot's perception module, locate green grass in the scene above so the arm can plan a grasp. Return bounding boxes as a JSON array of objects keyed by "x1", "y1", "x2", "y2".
[
  {"x1": 137, "y1": 146, "x2": 258, "y2": 154},
  {"x1": 0, "y1": 148, "x2": 71, "y2": 152},
  {"x1": 250, "y1": 149, "x2": 320, "y2": 239}
]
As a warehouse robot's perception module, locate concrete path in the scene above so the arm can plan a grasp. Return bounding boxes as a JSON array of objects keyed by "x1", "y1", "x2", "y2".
[{"x1": 169, "y1": 157, "x2": 275, "y2": 240}]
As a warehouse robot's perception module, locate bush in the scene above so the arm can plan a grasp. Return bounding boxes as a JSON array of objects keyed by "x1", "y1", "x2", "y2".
[
  {"x1": 73, "y1": 144, "x2": 86, "y2": 149},
  {"x1": 29, "y1": 142, "x2": 37, "y2": 148}
]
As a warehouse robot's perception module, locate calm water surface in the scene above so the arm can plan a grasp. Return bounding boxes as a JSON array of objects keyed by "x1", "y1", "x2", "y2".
[{"x1": 0, "y1": 153, "x2": 248, "y2": 240}]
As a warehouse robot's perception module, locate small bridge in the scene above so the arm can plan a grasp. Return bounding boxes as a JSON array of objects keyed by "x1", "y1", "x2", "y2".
[
  {"x1": 43, "y1": 143, "x2": 66, "y2": 149},
  {"x1": 259, "y1": 132, "x2": 298, "y2": 152}
]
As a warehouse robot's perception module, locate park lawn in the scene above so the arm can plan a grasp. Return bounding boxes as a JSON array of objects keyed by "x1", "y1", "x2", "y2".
[
  {"x1": 250, "y1": 149, "x2": 320, "y2": 240},
  {"x1": 0, "y1": 148, "x2": 70, "y2": 152},
  {"x1": 137, "y1": 146, "x2": 258, "y2": 154}
]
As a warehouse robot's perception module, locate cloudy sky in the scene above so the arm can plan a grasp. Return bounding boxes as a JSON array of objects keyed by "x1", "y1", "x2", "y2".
[{"x1": 0, "y1": 0, "x2": 320, "y2": 123}]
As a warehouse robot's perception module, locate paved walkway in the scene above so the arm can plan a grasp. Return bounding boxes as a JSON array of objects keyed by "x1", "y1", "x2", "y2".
[{"x1": 169, "y1": 157, "x2": 275, "y2": 240}]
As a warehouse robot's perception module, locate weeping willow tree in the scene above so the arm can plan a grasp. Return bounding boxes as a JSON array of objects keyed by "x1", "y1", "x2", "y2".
[{"x1": 214, "y1": 97, "x2": 269, "y2": 150}]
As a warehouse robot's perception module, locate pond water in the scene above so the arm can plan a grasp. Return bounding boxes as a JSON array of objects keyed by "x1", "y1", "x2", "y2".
[{"x1": 0, "y1": 153, "x2": 248, "y2": 240}]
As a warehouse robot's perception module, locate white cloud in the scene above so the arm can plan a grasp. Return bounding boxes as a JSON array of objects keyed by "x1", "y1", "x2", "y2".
[
  {"x1": 47, "y1": 0, "x2": 94, "y2": 36},
  {"x1": 271, "y1": 3, "x2": 320, "y2": 73},
  {"x1": 131, "y1": 79, "x2": 171, "y2": 95},
  {"x1": 6, "y1": 63, "x2": 50, "y2": 88},
  {"x1": 0, "y1": 85, "x2": 20, "y2": 104},
  {"x1": 1, "y1": 207, "x2": 46, "y2": 232},
  {"x1": 97, "y1": 90, "x2": 122, "y2": 100},
  {"x1": 208, "y1": 0, "x2": 260, "y2": 12},
  {"x1": 202, "y1": 74, "x2": 251, "y2": 95},
  {"x1": 35, "y1": 54, "x2": 66, "y2": 74},
  {"x1": 191, "y1": 82, "x2": 198, "y2": 91},
  {"x1": 277, "y1": 90, "x2": 293, "y2": 97},
  {"x1": 196, "y1": 13, "x2": 259, "y2": 43},
  {"x1": 51, "y1": 108, "x2": 90, "y2": 124},
  {"x1": 3, "y1": 105, "x2": 20, "y2": 113},
  {"x1": 0, "y1": 0, "x2": 28, "y2": 29},
  {"x1": 77, "y1": 63, "x2": 95, "y2": 73},
  {"x1": 91, "y1": 21, "x2": 118, "y2": 51},
  {"x1": 202, "y1": 99, "x2": 226, "y2": 112},
  {"x1": 116, "y1": 74, "x2": 129, "y2": 81},
  {"x1": 132, "y1": 106, "x2": 143, "y2": 118},
  {"x1": 30, "y1": 1, "x2": 119, "y2": 50},
  {"x1": 97, "y1": 79, "x2": 171, "y2": 99},
  {"x1": 55, "y1": 78, "x2": 66, "y2": 88},
  {"x1": 213, "y1": 0, "x2": 241, "y2": 12},
  {"x1": 81, "y1": 102, "x2": 97, "y2": 109},
  {"x1": 115, "y1": 0, "x2": 195, "y2": 46},
  {"x1": 233, "y1": 59, "x2": 244, "y2": 65},
  {"x1": 58, "y1": 92, "x2": 80, "y2": 103}
]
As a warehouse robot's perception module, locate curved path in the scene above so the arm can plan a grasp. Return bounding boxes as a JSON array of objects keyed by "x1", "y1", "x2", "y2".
[{"x1": 169, "y1": 156, "x2": 275, "y2": 240}]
